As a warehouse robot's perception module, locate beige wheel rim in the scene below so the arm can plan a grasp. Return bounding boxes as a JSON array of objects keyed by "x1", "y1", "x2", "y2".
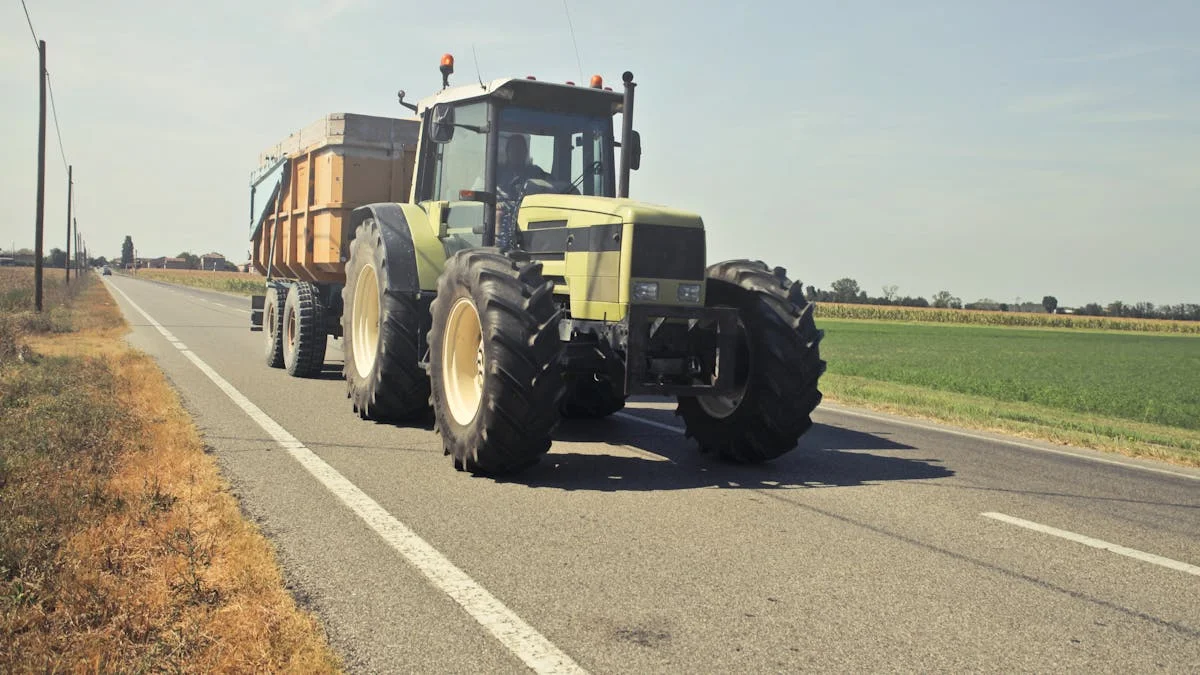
[
  {"x1": 285, "y1": 300, "x2": 298, "y2": 352},
  {"x1": 698, "y1": 318, "x2": 749, "y2": 419},
  {"x1": 443, "y1": 296, "x2": 484, "y2": 426},
  {"x1": 352, "y1": 264, "x2": 381, "y2": 379}
]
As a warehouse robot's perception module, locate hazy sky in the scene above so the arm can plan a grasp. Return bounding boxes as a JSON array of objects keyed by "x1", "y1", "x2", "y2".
[{"x1": 2, "y1": 1, "x2": 1197, "y2": 307}]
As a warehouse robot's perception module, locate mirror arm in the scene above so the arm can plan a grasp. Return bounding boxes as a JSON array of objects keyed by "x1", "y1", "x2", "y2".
[{"x1": 397, "y1": 90, "x2": 418, "y2": 113}]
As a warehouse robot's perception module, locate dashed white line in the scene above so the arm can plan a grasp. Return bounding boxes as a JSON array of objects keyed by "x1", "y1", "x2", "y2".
[
  {"x1": 614, "y1": 412, "x2": 684, "y2": 434},
  {"x1": 982, "y1": 512, "x2": 1200, "y2": 577},
  {"x1": 105, "y1": 280, "x2": 586, "y2": 675}
]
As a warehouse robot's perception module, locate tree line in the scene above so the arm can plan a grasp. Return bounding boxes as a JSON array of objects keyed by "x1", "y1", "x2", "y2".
[{"x1": 803, "y1": 278, "x2": 1200, "y2": 322}]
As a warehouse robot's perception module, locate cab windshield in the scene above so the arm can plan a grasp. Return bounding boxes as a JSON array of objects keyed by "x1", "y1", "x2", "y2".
[{"x1": 497, "y1": 106, "x2": 614, "y2": 198}]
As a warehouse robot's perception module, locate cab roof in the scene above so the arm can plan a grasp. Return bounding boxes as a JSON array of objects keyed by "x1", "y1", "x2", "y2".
[{"x1": 416, "y1": 77, "x2": 624, "y2": 117}]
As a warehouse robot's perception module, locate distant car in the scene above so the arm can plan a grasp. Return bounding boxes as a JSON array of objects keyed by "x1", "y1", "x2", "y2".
[{"x1": 102, "y1": 266, "x2": 112, "y2": 276}]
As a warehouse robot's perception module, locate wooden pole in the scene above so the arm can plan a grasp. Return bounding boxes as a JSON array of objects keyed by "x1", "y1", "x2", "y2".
[
  {"x1": 65, "y1": 164, "x2": 72, "y2": 283},
  {"x1": 34, "y1": 40, "x2": 46, "y2": 311}
]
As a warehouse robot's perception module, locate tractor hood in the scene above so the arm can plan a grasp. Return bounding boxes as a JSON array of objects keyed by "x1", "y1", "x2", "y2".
[{"x1": 520, "y1": 194, "x2": 703, "y2": 228}]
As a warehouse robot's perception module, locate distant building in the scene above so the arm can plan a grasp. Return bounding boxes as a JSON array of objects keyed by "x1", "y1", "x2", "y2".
[
  {"x1": 145, "y1": 256, "x2": 189, "y2": 269},
  {"x1": 2, "y1": 252, "x2": 37, "y2": 266},
  {"x1": 200, "y1": 252, "x2": 227, "y2": 271}
]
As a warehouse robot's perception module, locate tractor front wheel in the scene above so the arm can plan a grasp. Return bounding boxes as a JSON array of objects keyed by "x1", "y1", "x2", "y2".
[{"x1": 677, "y1": 260, "x2": 826, "y2": 462}]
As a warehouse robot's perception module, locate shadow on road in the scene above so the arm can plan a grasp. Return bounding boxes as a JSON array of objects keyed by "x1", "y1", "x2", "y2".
[{"x1": 499, "y1": 416, "x2": 953, "y2": 492}]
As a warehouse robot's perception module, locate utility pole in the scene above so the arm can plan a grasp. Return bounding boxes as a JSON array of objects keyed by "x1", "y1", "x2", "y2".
[
  {"x1": 65, "y1": 164, "x2": 72, "y2": 283},
  {"x1": 34, "y1": 40, "x2": 47, "y2": 311}
]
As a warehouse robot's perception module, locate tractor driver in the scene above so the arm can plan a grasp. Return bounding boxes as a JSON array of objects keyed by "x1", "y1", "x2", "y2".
[{"x1": 497, "y1": 133, "x2": 549, "y2": 197}]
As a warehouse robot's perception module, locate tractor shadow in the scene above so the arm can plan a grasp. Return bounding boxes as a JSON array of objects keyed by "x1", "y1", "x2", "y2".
[{"x1": 501, "y1": 408, "x2": 954, "y2": 492}]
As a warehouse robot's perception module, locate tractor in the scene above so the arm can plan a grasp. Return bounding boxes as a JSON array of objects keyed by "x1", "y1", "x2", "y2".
[{"x1": 253, "y1": 55, "x2": 826, "y2": 474}]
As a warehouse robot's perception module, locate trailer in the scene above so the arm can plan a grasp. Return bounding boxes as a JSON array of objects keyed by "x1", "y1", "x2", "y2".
[{"x1": 249, "y1": 113, "x2": 418, "y2": 376}]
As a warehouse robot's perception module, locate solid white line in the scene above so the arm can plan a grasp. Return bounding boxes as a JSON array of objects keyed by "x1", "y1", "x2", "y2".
[
  {"x1": 982, "y1": 512, "x2": 1200, "y2": 577},
  {"x1": 819, "y1": 405, "x2": 1200, "y2": 482},
  {"x1": 614, "y1": 412, "x2": 684, "y2": 434},
  {"x1": 105, "y1": 280, "x2": 585, "y2": 674}
]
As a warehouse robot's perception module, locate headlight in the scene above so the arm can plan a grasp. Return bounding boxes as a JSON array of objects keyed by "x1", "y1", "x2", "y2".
[
  {"x1": 677, "y1": 283, "x2": 701, "y2": 303},
  {"x1": 632, "y1": 281, "x2": 659, "y2": 301}
]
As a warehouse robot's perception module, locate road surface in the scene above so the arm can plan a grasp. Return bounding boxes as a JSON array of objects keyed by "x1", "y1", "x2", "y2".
[{"x1": 102, "y1": 274, "x2": 1200, "y2": 673}]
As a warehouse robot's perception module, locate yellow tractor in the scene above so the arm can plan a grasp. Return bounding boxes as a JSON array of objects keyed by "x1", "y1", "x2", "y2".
[{"x1": 251, "y1": 55, "x2": 826, "y2": 474}]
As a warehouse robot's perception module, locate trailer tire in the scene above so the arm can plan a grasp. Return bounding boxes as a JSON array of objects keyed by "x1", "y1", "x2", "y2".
[
  {"x1": 429, "y1": 249, "x2": 564, "y2": 474},
  {"x1": 263, "y1": 285, "x2": 287, "y2": 368},
  {"x1": 343, "y1": 218, "x2": 430, "y2": 421},
  {"x1": 560, "y1": 376, "x2": 626, "y2": 418},
  {"x1": 677, "y1": 260, "x2": 826, "y2": 463},
  {"x1": 283, "y1": 281, "x2": 328, "y2": 377}
]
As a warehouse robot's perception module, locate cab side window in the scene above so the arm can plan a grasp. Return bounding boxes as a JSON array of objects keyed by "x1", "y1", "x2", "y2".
[{"x1": 429, "y1": 102, "x2": 487, "y2": 202}]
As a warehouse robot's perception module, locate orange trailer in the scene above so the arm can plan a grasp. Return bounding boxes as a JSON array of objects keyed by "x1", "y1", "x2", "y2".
[{"x1": 249, "y1": 113, "x2": 419, "y2": 282}]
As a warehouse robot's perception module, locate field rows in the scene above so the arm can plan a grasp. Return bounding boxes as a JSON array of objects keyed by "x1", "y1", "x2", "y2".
[{"x1": 815, "y1": 302, "x2": 1200, "y2": 334}]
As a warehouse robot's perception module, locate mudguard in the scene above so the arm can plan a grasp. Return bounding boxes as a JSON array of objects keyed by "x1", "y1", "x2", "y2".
[{"x1": 348, "y1": 203, "x2": 444, "y2": 293}]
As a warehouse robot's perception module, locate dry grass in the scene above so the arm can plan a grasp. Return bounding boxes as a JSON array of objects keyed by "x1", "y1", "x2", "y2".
[
  {"x1": 815, "y1": 302, "x2": 1200, "y2": 334},
  {"x1": 1, "y1": 270, "x2": 341, "y2": 672},
  {"x1": 132, "y1": 269, "x2": 265, "y2": 296}
]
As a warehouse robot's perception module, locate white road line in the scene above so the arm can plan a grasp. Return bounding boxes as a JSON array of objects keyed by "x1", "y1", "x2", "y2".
[
  {"x1": 820, "y1": 405, "x2": 1200, "y2": 482},
  {"x1": 105, "y1": 281, "x2": 585, "y2": 675},
  {"x1": 614, "y1": 412, "x2": 684, "y2": 434},
  {"x1": 982, "y1": 512, "x2": 1200, "y2": 577}
]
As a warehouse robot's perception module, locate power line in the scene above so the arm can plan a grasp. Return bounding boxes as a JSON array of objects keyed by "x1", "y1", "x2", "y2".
[
  {"x1": 20, "y1": 0, "x2": 70, "y2": 172},
  {"x1": 561, "y1": 0, "x2": 584, "y2": 84},
  {"x1": 19, "y1": 0, "x2": 38, "y2": 47},
  {"x1": 45, "y1": 72, "x2": 69, "y2": 172}
]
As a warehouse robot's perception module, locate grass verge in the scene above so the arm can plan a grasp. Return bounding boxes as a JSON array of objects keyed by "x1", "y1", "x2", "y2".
[
  {"x1": 817, "y1": 318, "x2": 1200, "y2": 467},
  {"x1": 820, "y1": 375, "x2": 1200, "y2": 467},
  {"x1": 0, "y1": 269, "x2": 340, "y2": 671},
  {"x1": 131, "y1": 269, "x2": 264, "y2": 296}
]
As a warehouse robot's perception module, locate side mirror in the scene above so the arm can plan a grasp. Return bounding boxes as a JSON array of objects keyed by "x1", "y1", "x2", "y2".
[
  {"x1": 629, "y1": 130, "x2": 642, "y2": 171},
  {"x1": 429, "y1": 104, "x2": 455, "y2": 144}
]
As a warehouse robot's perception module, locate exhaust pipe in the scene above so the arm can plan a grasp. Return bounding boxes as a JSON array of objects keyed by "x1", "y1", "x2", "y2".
[{"x1": 618, "y1": 71, "x2": 635, "y2": 199}]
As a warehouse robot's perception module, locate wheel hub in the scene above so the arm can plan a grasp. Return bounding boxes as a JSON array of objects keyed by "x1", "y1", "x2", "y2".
[
  {"x1": 352, "y1": 264, "x2": 380, "y2": 379},
  {"x1": 697, "y1": 316, "x2": 750, "y2": 419},
  {"x1": 443, "y1": 297, "x2": 484, "y2": 426}
]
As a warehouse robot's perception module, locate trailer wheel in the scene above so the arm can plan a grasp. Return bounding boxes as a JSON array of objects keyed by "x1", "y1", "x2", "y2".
[
  {"x1": 283, "y1": 281, "x2": 328, "y2": 377},
  {"x1": 677, "y1": 260, "x2": 826, "y2": 463},
  {"x1": 429, "y1": 249, "x2": 564, "y2": 474},
  {"x1": 342, "y1": 218, "x2": 430, "y2": 420},
  {"x1": 263, "y1": 285, "x2": 287, "y2": 368}
]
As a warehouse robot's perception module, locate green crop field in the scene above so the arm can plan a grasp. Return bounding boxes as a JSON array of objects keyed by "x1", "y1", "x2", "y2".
[
  {"x1": 819, "y1": 319, "x2": 1200, "y2": 430},
  {"x1": 132, "y1": 269, "x2": 264, "y2": 296}
]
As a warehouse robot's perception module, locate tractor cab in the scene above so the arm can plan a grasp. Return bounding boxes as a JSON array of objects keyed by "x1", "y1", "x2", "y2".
[{"x1": 400, "y1": 57, "x2": 639, "y2": 252}]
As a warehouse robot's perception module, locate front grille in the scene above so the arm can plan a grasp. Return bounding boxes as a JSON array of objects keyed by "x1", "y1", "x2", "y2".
[{"x1": 629, "y1": 224, "x2": 705, "y2": 280}]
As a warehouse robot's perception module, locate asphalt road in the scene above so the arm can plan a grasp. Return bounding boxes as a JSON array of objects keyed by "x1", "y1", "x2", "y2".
[{"x1": 102, "y1": 274, "x2": 1200, "y2": 673}]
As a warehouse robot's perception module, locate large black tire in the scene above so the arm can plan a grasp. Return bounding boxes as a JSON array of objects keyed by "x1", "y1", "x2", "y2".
[
  {"x1": 560, "y1": 375, "x2": 626, "y2": 418},
  {"x1": 342, "y1": 218, "x2": 430, "y2": 421},
  {"x1": 428, "y1": 249, "x2": 565, "y2": 474},
  {"x1": 283, "y1": 281, "x2": 329, "y2": 377},
  {"x1": 263, "y1": 285, "x2": 286, "y2": 368},
  {"x1": 677, "y1": 259, "x2": 826, "y2": 462}
]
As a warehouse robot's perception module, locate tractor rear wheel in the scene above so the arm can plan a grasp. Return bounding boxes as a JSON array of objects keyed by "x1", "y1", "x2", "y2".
[
  {"x1": 428, "y1": 249, "x2": 564, "y2": 474},
  {"x1": 263, "y1": 285, "x2": 287, "y2": 368},
  {"x1": 283, "y1": 281, "x2": 328, "y2": 377},
  {"x1": 342, "y1": 218, "x2": 430, "y2": 421},
  {"x1": 677, "y1": 260, "x2": 826, "y2": 462}
]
